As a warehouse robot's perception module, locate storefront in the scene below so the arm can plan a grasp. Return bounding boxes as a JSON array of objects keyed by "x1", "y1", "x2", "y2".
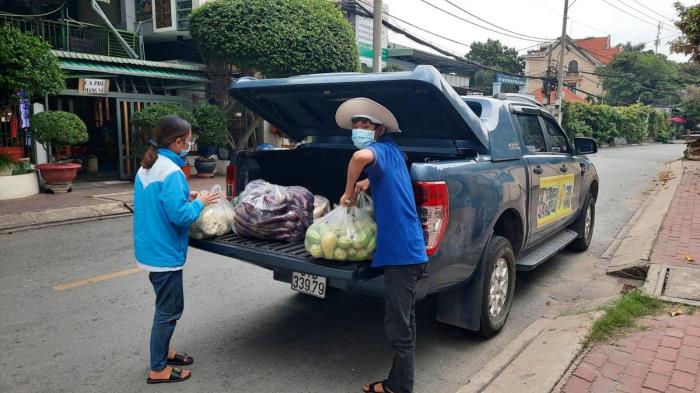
[{"x1": 40, "y1": 50, "x2": 208, "y2": 180}]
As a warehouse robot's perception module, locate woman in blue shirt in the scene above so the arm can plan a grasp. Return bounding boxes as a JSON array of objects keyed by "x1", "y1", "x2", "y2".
[
  {"x1": 133, "y1": 115, "x2": 218, "y2": 384},
  {"x1": 336, "y1": 98, "x2": 428, "y2": 393}
]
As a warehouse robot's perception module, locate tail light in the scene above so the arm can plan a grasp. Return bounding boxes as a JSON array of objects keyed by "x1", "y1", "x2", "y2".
[
  {"x1": 412, "y1": 181, "x2": 449, "y2": 256},
  {"x1": 226, "y1": 163, "x2": 237, "y2": 201}
]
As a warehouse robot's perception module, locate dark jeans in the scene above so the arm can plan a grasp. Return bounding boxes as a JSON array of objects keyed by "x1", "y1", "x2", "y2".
[
  {"x1": 384, "y1": 263, "x2": 426, "y2": 393},
  {"x1": 148, "y1": 270, "x2": 184, "y2": 371}
]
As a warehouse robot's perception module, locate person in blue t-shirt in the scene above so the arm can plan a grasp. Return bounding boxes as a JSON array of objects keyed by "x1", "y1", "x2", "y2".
[
  {"x1": 133, "y1": 115, "x2": 219, "y2": 384},
  {"x1": 336, "y1": 98, "x2": 428, "y2": 393}
]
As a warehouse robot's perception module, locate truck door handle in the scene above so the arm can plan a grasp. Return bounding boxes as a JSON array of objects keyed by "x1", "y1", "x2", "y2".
[
  {"x1": 533, "y1": 165, "x2": 543, "y2": 175},
  {"x1": 560, "y1": 165, "x2": 568, "y2": 173}
]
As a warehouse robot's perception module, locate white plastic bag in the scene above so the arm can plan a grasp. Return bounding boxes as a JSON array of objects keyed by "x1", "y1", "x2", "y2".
[
  {"x1": 304, "y1": 205, "x2": 376, "y2": 262},
  {"x1": 313, "y1": 195, "x2": 331, "y2": 220},
  {"x1": 356, "y1": 191, "x2": 374, "y2": 218},
  {"x1": 189, "y1": 184, "x2": 235, "y2": 239}
]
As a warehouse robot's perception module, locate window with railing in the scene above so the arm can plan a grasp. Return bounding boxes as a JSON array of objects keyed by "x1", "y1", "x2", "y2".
[
  {"x1": 566, "y1": 60, "x2": 579, "y2": 76},
  {"x1": 0, "y1": 15, "x2": 140, "y2": 58}
]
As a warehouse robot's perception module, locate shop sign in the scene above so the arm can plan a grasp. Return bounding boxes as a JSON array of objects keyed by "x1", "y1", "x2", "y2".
[
  {"x1": 496, "y1": 73, "x2": 526, "y2": 86},
  {"x1": 78, "y1": 78, "x2": 110, "y2": 95}
]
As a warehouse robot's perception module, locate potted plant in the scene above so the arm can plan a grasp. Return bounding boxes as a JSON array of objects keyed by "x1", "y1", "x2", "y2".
[
  {"x1": 131, "y1": 103, "x2": 195, "y2": 176},
  {"x1": 192, "y1": 104, "x2": 229, "y2": 178},
  {"x1": 31, "y1": 111, "x2": 88, "y2": 192},
  {"x1": 0, "y1": 153, "x2": 17, "y2": 176},
  {"x1": 0, "y1": 158, "x2": 39, "y2": 200}
]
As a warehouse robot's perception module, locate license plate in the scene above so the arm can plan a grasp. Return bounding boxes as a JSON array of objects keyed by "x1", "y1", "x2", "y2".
[{"x1": 291, "y1": 272, "x2": 327, "y2": 298}]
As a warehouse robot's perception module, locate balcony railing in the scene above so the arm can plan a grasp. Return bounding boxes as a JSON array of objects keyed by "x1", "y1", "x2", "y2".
[{"x1": 0, "y1": 15, "x2": 140, "y2": 59}]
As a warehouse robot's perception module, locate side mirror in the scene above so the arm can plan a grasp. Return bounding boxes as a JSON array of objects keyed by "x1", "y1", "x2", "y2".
[{"x1": 574, "y1": 137, "x2": 598, "y2": 155}]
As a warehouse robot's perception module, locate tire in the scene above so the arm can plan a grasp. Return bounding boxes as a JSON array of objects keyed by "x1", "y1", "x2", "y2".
[
  {"x1": 568, "y1": 192, "x2": 595, "y2": 252},
  {"x1": 478, "y1": 235, "x2": 516, "y2": 338}
]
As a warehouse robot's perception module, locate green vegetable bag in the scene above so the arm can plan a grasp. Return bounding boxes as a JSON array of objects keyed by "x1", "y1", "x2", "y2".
[{"x1": 304, "y1": 205, "x2": 377, "y2": 262}]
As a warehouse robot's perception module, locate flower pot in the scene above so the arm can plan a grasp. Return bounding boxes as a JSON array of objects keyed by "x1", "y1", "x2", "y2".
[
  {"x1": 0, "y1": 147, "x2": 24, "y2": 161},
  {"x1": 0, "y1": 172, "x2": 40, "y2": 200},
  {"x1": 194, "y1": 158, "x2": 216, "y2": 178},
  {"x1": 36, "y1": 163, "x2": 81, "y2": 185},
  {"x1": 0, "y1": 165, "x2": 13, "y2": 176},
  {"x1": 215, "y1": 159, "x2": 230, "y2": 175}
]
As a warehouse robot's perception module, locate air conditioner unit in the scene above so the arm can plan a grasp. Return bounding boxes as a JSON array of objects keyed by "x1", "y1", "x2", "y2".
[{"x1": 152, "y1": 0, "x2": 211, "y2": 33}]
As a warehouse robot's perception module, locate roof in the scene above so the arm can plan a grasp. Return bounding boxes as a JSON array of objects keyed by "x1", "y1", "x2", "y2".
[
  {"x1": 386, "y1": 43, "x2": 479, "y2": 76},
  {"x1": 58, "y1": 59, "x2": 209, "y2": 82},
  {"x1": 52, "y1": 50, "x2": 207, "y2": 72},
  {"x1": 531, "y1": 88, "x2": 586, "y2": 104},
  {"x1": 575, "y1": 37, "x2": 622, "y2": 65}
]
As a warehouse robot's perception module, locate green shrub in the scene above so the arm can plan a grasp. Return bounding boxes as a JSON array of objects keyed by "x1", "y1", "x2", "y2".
[
  {"x1": 192, "y1": 104, "x2": 229, "y2": 146},
  {"x1": 130, "y1": 103, "x2": 195, "y2": 158},
  {"x1": 31, "y1": 111, "x2": 88, "y2": 162}
]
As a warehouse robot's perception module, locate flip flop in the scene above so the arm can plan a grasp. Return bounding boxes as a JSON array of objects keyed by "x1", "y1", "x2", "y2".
[
  {"x1": 362, "y1": 380, "x2": 393, "y2": 393},
  {"x1": 146, "y1": 367, "x2": 191, "y2": 384},
  {"x1": 167, "y1": 353, "x2": 193, "y2": 366}
]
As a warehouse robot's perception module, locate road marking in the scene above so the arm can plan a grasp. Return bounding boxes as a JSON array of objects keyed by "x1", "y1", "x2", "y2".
[{"x1": 52, "y1": 267, "x2": 142, "y2": 291}]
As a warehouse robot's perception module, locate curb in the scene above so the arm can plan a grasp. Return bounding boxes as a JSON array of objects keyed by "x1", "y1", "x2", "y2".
[
  {"x1": 604, "y1": 160, "x2": 683, "y2": 277},
  {"x1": 458, "y1": 311, "x2": 603, "y2": 393},
  {"x1": 0, "y1": 202, "x2": 132, "y2": 234}
]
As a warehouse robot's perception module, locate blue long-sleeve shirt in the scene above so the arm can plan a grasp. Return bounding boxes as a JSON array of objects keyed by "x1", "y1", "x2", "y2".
[{"x1": 133, "y1": 148, "x2": 204, "y2": 271}]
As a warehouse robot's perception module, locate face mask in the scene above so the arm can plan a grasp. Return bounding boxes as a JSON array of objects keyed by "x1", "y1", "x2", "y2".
[
  {"x1": 179, "y1": 139, "x2": 194, "y2": 158},
  {"x1": 352, "y1": 129, "x2": 375, "y2": 149}
]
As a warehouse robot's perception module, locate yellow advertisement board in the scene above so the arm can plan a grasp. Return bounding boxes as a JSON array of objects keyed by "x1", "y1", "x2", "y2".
[{"x1": 537, "y1": 173, "x2": 575, "y2": 227}]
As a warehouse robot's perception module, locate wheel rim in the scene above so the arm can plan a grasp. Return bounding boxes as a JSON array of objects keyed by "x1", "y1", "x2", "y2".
[
  {"x1": 584, "y1": 203, "x2": 593, "y2": 240},
  {"x1": 489, "y1": 257, "x2": 510, "y2": 318}
]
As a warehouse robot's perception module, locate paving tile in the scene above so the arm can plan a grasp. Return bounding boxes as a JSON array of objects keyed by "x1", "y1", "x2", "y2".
[
  {"x1": 651, "y1": 358, "x2": 676, "y2": 376},
  {"x1": 633, "y1": 348, "x2": 657, "y2": 364},
  {"x1": 667, "y1": 328, "x2": 686, "y2": 338},
  {"x1": 667, "y1": 385, "x2": 694, "y2": 393},
  {"x1": 573, "y1": 361, "x2": 599, "y2": 383},
  {"x1": 563, "y1": 375, "x2": 591, "y2": 393},
  {"x1": 601, "y1": 361, "x2": 626, "y2": 380},
  {"x1": 618, "y1": 373, "x2": 644, "y2": 392},
  {"x1": 639, "y1": 337, "x2": 661, "y2": 351},
  {"x1": 680, "y1": 345, "x2": 700, "y2": 361},
  {"x1": 615, "y1": 338, "x2": 640, "y2": 354},
  {"x1": 684, "y1": 335, "x2": 700, "y2": 348},
  {"x1": 658, "y1": 347, "x2": 680, "y2": 362},
  {"x1": 662, "y1": 336, "x2": 684, "y2": 349},
  {"x1": 608, "y1": 350, "x2": 632, "y2": 366},
  {"x1": 591, "y1": 376, "x2": 618, "y2": 393},
  {"x1": 687, "y1": 325, "x2": 700, "y2": 337},
  {"x1": 625, "y1": 361, "x2": 650, "y2": 378},
  {"x1": 688, "y1": 315, "x2": 700, "y2": 328},
  {"x1": 644, "y1": 371, "x2": 670, "y2": 392},
  {"x1": 585, "y1": 351, "x2": 608, "y2": 368},
  {"x1": 644, "y1": 329, "x2": 665, "y2": 340},
  {"x1": 671, "y1": 370, "x2": 697, "y2": 390},
  {"x1": 676, "y1": 356, "x2": 700, "y2": 374}
]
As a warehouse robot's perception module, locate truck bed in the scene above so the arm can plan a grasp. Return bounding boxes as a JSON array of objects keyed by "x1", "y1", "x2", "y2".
[{"x1": 190, "y1": 234, "x2": 382, "y2": 281}]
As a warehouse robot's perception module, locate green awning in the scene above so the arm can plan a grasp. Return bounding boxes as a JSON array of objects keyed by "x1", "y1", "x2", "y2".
[{"x1": 59, "y1": 59, "x2": 209, "y2": 83}]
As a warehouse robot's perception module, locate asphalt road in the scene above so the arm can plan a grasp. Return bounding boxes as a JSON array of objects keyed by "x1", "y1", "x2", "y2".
[{"x1": 0, "y1": 143, "x2": 685, "y2": 393}]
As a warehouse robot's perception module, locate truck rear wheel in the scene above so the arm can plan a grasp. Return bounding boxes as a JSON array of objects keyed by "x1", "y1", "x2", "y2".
[
  {"x1": 478, "y1": 235, "x2": 516, "y2": 338},
  {"x1": 568, "y1": 192, "x2": 595, "y2": 252}
]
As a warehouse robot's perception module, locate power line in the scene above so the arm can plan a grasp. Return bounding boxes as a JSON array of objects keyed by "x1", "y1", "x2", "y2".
[
  {"x1": 599, "y1": 0, "x2": 678, "y2": 32},
  {"x1": 628, "y1": 0, "x2": 676, "y2": 24},
  {"x1": 531, "y1": 0, "x2": 609, "y2": 35},
  {"x1": 614, "y1": 0, "x2": 680, "y2": 33},
  {"x1": 418, "y1": 0, "x2": 547, "y2": 42},
  {"x1": 439, "y1": 0, "x2": 551, "y2": 41},
  {"x1": 383, "y1": 11, "x2": 471, "y2": 47}
]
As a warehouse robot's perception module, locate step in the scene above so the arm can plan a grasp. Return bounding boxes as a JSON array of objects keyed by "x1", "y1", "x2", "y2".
[{"x1": 516, "y1": 229, "x2": 578, "y2": 271}]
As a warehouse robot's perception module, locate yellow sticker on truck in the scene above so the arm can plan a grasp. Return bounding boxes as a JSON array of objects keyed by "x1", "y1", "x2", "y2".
[{"x1": 537, "y1": 173, "x2": 575, "y2": 227}]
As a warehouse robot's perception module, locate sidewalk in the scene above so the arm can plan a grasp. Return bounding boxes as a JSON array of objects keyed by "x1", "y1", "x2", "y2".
[
  {"x1": 559, "y1": 160, "x2": 700, "y2": 393},
  {"x1": 0, "y1": 175, "x2": 224, "y2": 233}
]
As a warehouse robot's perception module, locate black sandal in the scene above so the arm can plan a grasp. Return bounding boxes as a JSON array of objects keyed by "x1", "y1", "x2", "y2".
[
  {"x1": 167, "y1": 352, "x2": 193, "y2": 366},
  {"x1": 146, "y1": 367, "x2": 191, "y2": 384},
  {"x1": 362, "y1": 380, "x2": 393, "y2": 393}
]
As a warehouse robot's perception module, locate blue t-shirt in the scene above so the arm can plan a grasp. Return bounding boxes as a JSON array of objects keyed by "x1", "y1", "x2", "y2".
[{"x1": 364, "y1": 137, "x2": 428, "y2": 267}]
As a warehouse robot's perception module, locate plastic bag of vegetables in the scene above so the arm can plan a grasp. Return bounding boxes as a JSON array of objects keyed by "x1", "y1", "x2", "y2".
[
  {"x1": 357, "y1": 191, "x2": 374, "y2": 218},
  {"x1": 304, "y1": 205, "x2": 377, "y2": 262},
  {"x1": 190, "y1": 185, "x2": 235, "y2": 239},
  {"x1": 234, "y1": 179, "x2": 314, "y2": 242},
  {"x1": 313, "y1": 195, "x2": 331, "y2": 220}
]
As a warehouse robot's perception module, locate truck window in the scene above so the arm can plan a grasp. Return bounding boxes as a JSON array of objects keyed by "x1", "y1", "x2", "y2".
[
  {"x1": 542, "y1": 118, "x2": 571, "y2": 154},
  {"x1": 516, "y1": 114, "x2": 546, "y2": 153}
]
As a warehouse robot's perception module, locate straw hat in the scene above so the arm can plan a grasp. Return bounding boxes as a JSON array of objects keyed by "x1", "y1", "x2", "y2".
[{"x1": 335, "y1": 97, "x2": 401, "y2": 133}]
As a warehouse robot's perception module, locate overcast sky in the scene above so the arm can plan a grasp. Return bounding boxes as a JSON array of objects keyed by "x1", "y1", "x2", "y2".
[{"x1": 383, "y1": 0, "x2": 691, "y2": 63}]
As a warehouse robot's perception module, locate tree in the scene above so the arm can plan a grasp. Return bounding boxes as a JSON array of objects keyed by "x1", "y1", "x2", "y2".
[
  {"x1": 189, "y1": 0, "x2": 359, "y2": 77},
  {"x1": 681, "y1": 88, "x2": 700, "y2": 127},
  {"x1": 465, "y1": 39, "x2": 524, "y2": 95},
  {"x1": 598, "y1": 51, "x2": 679, "y2": 105},
  {"x1": 382, "y1": 64, "x2": 404, "y2": 72},
  {"x1": 130, "y1": 103, "x2": 195, "y2": 159},
  {"x1": 0, "y1": 26, "x2": 64, "y2": 106},
  {"x1": 192, "y1": 104, "x2": 229, "y2": 146},
  {"x1": 618, "y1": 41, "x2": 647, "y2": 52},
  {"x1": 671, "y1": 2, "x2": 700, "y2": 63},
  {"x1": 465, "y1": 39, "x2": 524, "y2": 74},
  {"x1": 31, "y1": 111, "x2": 88, "y2": 163}
]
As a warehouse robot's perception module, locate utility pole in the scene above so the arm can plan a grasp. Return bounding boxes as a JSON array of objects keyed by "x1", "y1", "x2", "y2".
[
  {"x1": 545, "y1": 43, "x2": 554, "y2": 105},
  {"x1": 372, "y1": 0, "x2": 383, "y2": 72},
  {"x1": 555, "y1": 0, "x2": 569, "y2": 123},
  {"x1": 655, "y1": 21, "x2": 662, "y2": 54}
]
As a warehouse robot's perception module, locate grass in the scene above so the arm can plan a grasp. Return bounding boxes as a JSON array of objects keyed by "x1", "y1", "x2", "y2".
[{"x1": 587, "y1": 290, "x2": 664, "y2": 343}]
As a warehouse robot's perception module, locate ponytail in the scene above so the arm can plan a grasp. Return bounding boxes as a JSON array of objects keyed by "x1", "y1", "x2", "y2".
[{"x1": 139, "y1": 115, "x2": 192, "y2": 170}]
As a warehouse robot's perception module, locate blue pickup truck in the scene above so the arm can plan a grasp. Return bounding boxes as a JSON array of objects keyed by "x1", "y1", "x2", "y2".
[{"x1": 190, "y1": 65, "x2": 599, "y2": 337}]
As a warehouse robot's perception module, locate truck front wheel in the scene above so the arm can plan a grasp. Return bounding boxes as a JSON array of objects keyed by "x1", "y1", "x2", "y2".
[
  {"x1": 478, "y1": 235, "x2": 516, "y2": 338},
  {"x1": 568, "y1": 192, "x2": 595, "y2": 252}
]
